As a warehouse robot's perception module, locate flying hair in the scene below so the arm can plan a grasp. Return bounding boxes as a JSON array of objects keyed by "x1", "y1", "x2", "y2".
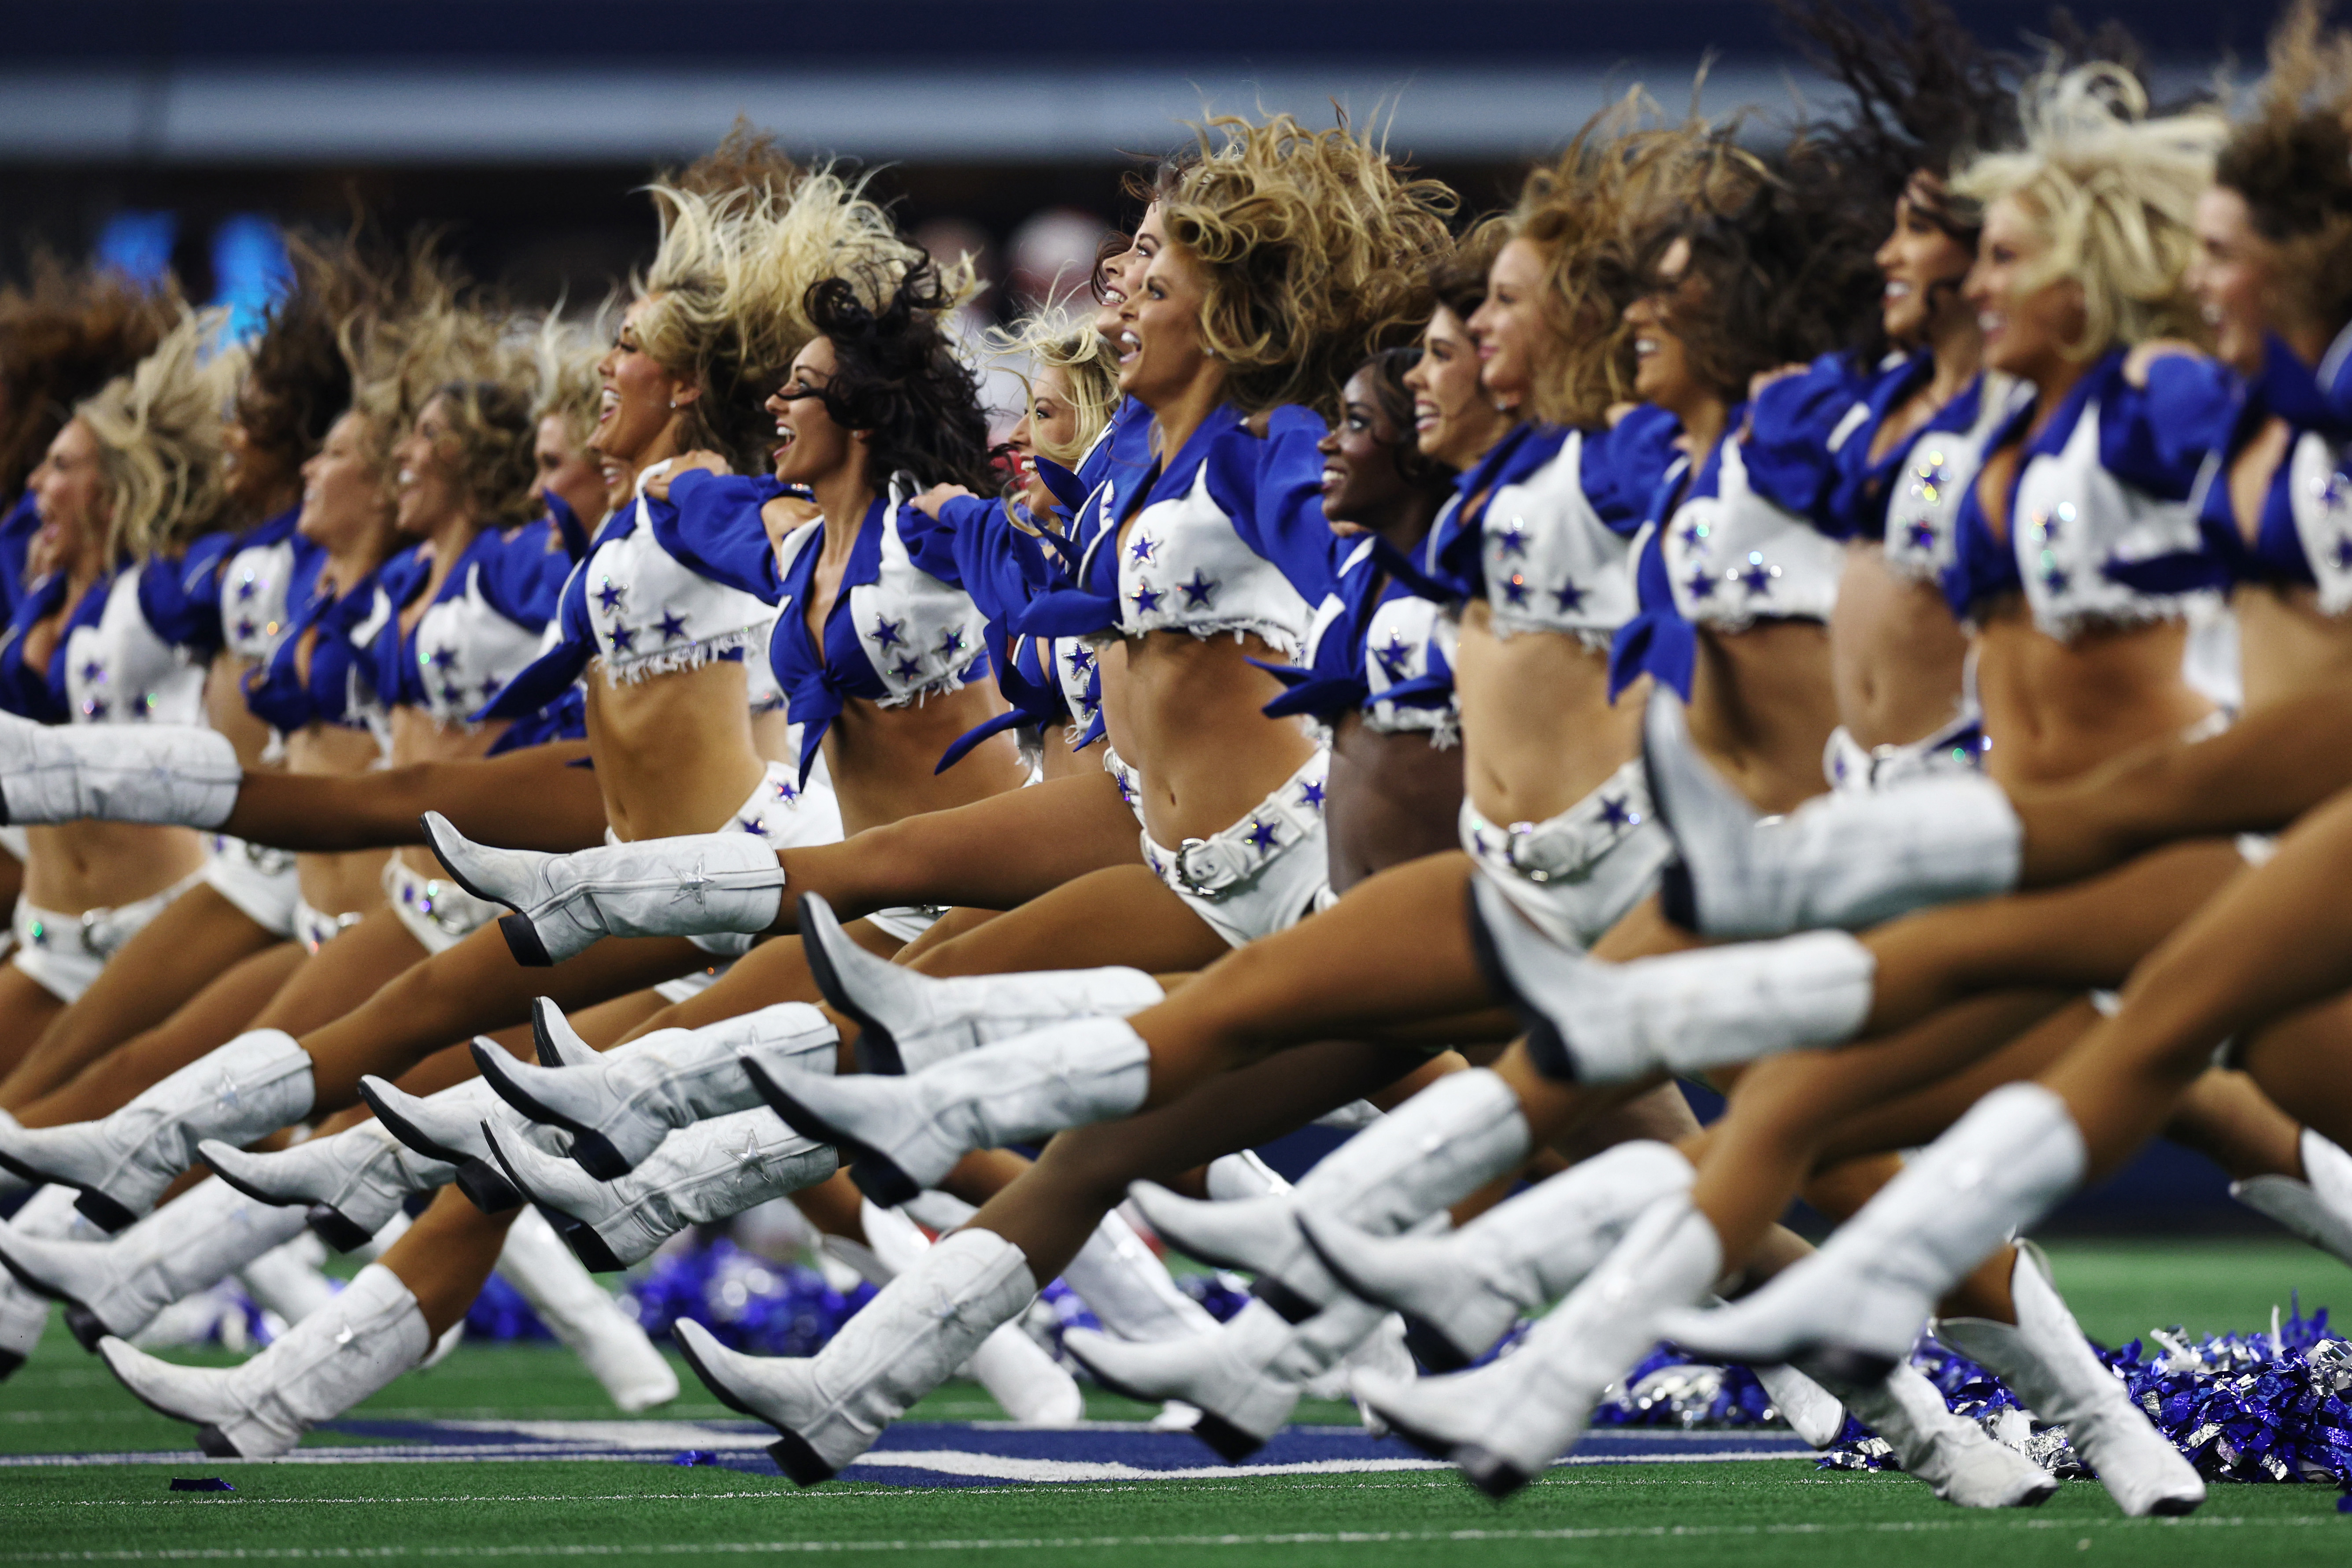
[
  {"x1": 1161, "y1": 111, "x2": 1457, "y2": 419},
  {"x1": 1952, "y1": 62, "x2": 2225, "y2": 357},
  {"x1": 531, "y1": 300, "x2": 612, "y2": 457},
  {"x1": 2213, "y1": 0, "x2": 2352, "y2": 340},
  {"x1": 0, "y1": 259, "x2": 177, "y2": 501},
  {"x1": 234, "y1": 229, "x2": 390, "y2": 496},
  {"x1": 76, "y1": 307, "x2": 245, "y2": 562},
  {"x1": 802, "y1": 254, "x2": 996, "y2": 495}
]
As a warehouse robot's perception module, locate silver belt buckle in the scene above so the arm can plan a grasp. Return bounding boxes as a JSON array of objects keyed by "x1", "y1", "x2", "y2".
[
  {"x1": 1505, "y1": 819, "x2": 1595, "y2": 886},
  {"x1": 1171, "y1": 836, "x2": 1242, "y2": 900},
  {"x1": 78, "y1": 907, "x2": 113, "y2": 958}
]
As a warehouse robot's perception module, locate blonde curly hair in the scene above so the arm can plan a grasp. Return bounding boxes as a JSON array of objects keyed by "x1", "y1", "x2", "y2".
[
  {"x1": 1162, "y1": 112, "x2": 1457, "y2": 418},
  {"x1": 531, "y1": 302, "x2": 610, "y2": 456},
  {"x1": 77, "y1": 307, "x2": 244, "y2": 562},
  {"x1": 1953, "y1": 63, "x2": 2225, "y2": 358},
  {"x1": 989, "y1": 307, "x2": 1120, "y2": 466}
]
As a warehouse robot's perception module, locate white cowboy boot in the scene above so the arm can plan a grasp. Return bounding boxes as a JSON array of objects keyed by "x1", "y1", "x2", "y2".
[
  {"x1": 1661, "y1": 1083, "x2": 2089, "y2": 1382},
  {"x1": 473, "y1": 999, "x2": 838, "y2": 1178},
  {"x1": 1351, "y1": 1192, "x2": 1724, "y2": 1498},
  {"x1": 748, "y1": 1018, "x2": 1152, "y2": 1207},
  {"x1": 233, "y1": 1232, "x2": 337, "y2": 1329},
  {"x1": 0, "y1": 1029, "x2": 315, "y2": 1230},
  {"x1": 1468, "y1": 874, "x2": 1876, "y2": 1082},
  {"x1": 356, "y1": 1068, "x2": 555, "y2": 1215},
  {"x1": 1298, "y1": 1139, "x2": 1697, "y2": 1368},
  {"x1": 1749, "y1": 1358, "x2": 1850, "y2": 1450},
  {"x1": 2230, "y1": 1128, "x2": 2352, "y2": 1267},
  {"x1": 1061, "y1": 1208, "x2": 1222, "y2": 1345},
  {"x1": 1823, "y1": 1360, "x2": 2060, "y2": 1508},
  {"x1": 99, "y1": 1263, "x2": 431, "y2": 1457},
  {"x1": 0, "y1": 1177, "x2": 308, "y2": 1349},
  {"x1": 1126, "y1": 1068, "x2": 1533, "y2": 1320},
  {"x1": 493, "y1": 1208, "x2": 677, "y2": 1413},
  {"x1": 484, "y1": 1110, "x2": 839, "y2": 1272},
  {"x1": 420, "y1": 810, "x2": 788, "y2": 967},
  {"x1": 200, "y1": 1122, "x2": 453, "y2": 1252},
  {"x1": 1644, "y1": 689, "x2": 2023, "y2": 938},
  {"x1": 0, "y1": 713, "x2": 240, "y2": 828},
  {"x1": 799, "y1": 894, "x2": 1164, "y2": 1074},
  {"x1": 673, "y1": 1226, "x2": 1040, "y2": 1484},
  {"x1": 1934, "y1": 1243, "x2": 2204, "y2": 1516},
  {"x1": 0, "y1": 1186, "x2": 91, "y2": 1375}
]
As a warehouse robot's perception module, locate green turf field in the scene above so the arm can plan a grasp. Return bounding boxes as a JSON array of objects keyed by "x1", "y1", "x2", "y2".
[{"x1": 4, "y1": 1238, "x2": 2348, "y2": 1567}]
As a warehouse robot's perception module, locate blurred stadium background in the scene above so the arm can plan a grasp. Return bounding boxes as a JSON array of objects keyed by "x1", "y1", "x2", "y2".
[{"x1": 0, "y1": 0, "x2": 2304, "y2": 1228}]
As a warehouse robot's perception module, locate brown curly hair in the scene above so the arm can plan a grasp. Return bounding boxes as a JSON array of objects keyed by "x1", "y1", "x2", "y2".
[
  {"x1": 0, "y1": 259, "x2": 177, "y2": 502},
  {"x1": 233, "y1": 231, "x2": 386, "y2": 497},
  {"x1": 1161, "y1": 113, "x2": 1457, "y2": 419},
  {"x1": 2213, "y1": 0, "x2": 2352, "y2": 343}
]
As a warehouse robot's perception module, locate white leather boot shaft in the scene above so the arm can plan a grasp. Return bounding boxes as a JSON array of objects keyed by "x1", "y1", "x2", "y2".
[
  {"x1": 801, "y1": 895, "x2": 1165, "y2": 1076},
  {"x1": 0, "y1": 1186, "x2": 89, "y2": 1370},
  {"x1": 1934, "y1": 1244, "x2": 2205, "y2": 1516},
  {"x1": 421, "y1": 811, "x2": 786, "y2": 965},
  {"x1": 2230, "y1": 1128, "x2": 2352, "y2": 1268},
  {"x1": 100, "y1": 1262, "x2": 431, "y2": 1458},
  {"x1": 0, "y1": 1176, "x2": 307, "y2": 1343},
  {"x1": 1060, "y1": 1208, "x2": 1221, "y2": 1344},
  {"x1": 1473, "y1": 874, "x2": 1875, "y2": 1080},
  {"x1": 489, "y1": 1109, "x2": 838, "y2": 1271},
  {"x1": 495, "y1": 1209, "x2": 678, "y2": 1413},
  {"x1": 0, "y1": 1029, "x2": 314, "y2": 1231},
  {"x1": 1303, "y1": 1139, "x2": 1696, "y2": 1365},
  {"x1": 1643, "y1": 689, "x2": 2022, "y2": 939},
  {"x1": 200, "y1": 1122, "x2": 452, "y2": 1250},
  {"x1": 1662, "y1": 1084, "x2": 2089, "y2": 1371},
  {"x1": 752, "y1": 1018, "x2": 1153, "y2": 1204},
  {"x1": 235, "y1": 1233, "x2": 338, "y2": 1327},
  {"x1": 1831, "y1": 1361, "x2": 2058, "y2": 1508},
  {"x1": 676, "y1": 1227, "x2": 1039, "y2": 1479},
  {"x1": 0, "y1": 715, "x2": 240, "y2": 828},
  {"x1": 1748, "y1": 1359, "x2": 1849, "y2": 1450},
  {"x1": 478, "y1": 1002, "x2": 837, "y2": 1178},
  {"x1": 1351, "y1": 1194, "x2": 1723, "y2": 1494}
]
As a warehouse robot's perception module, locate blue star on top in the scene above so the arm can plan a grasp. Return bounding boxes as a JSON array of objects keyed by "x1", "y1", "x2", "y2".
[
  {"x1": 656, "y1": 611, "x2": 689, "y2": 643},
  {"x1": 1496, "y1": 522, "x2": 1529, "y2": 558},
  {"x1": 871, "y1": 617, "x2": 906, "y2": 650},
  {"x1": 429, "y1": 645, "x2": 459, "y2": 671},
  {"x1": 1684, "y1": 571, "x2": 1716, "y2": 601},
  {"x1": 1374, "y1": 632, "x2": 1414, "y2": 680},
  {"x1": 235, "y1": 618, "x2": 257, "y2": 643},
  {"x1": 1552, "y1": 579, "x2": 1586, "y2": 614},
  {"x1": 235, "y1": 576, "x2": 258, "y2": 602},
  {"x1": 1132, "y1": 583, "x2": 1164, "y2": 614},
  {"x1": 1065, "y1": 644, "x2": 1096, "y2": 677},
  {"x1": 596, "y1": 581, "x2": 625, "y2": 613},
  {"x1": 1129, "y1": 534, "x2": 1158, "y2": 566},
  {"x1": 1739, "y1": 563, "x2": 1775, "y2": 597},
  {"x1": 2332, "y1": 535, "x2": 2352, "y2": 572},
  {"x1": 440, "y1": 681, "x2": 465, "y2": 706},
  {"x1": 80, "y1": 660, "x2": 106, "y2": 684},
  {"x1": 1906, "y1": 520, "x2": 1938, "y2": 553},
  {"x1": 1501, "y1": 574, "x2": 1529, "y2": 606},
  {"x1": 1298, "y1": 779, "x2": 1327, "y2": 810},
  {"x1": 1598, "y1": 795, "x2": 1632, "y2": 830},
  {"x1": 82, "y1": 697, "x2": 107, "y2": 720},
  {"x1": 609, "y1": 624, "x2": 637, "y2": 653},
  {"x1": 480, "y1": 676, "x2": 503, "y2": 699},
  {"x1": 2042, "y1": 565, "x2": 2070, "y2": 595},
  {"x1": 773, "y1": 777, "x2": 799, "y2": 802},
  {"x1": 894, "y1": 657, "x2": 924, "y2": 681},
  {"x1": 1679, "y1": 521, "x2": 1709, "y2": 552},
  {"x1": 1245, "y1": 818, "x2": 1280, "y2": 853},
  {"x1": 737, "y1": 816, "x2": 767, "y2": 837},
  {"x1": 937, "y1": 627, "x2": 967, "y2": 658},
  {"x1": 1180, "y1": 570, "x2": 1218, "y2": 608}
]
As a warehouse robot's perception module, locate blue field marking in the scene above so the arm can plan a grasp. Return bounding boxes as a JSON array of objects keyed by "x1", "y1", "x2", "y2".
[{"x1": 0, "y1": 1419, "x2": 1814, "y2": 1482}]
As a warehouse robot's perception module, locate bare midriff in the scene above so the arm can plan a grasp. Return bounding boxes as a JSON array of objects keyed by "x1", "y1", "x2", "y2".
[
  {"x1": 20, "y1": 819, "x2": 207, "y2": 915},
  {"x1": 1455, "y1": 598, "x2": 1639, "y2": 826},
  {"x1": 284, "y1": 720, "x2": 393, "y2": 916},
  {"x1": 1829, "y1": 542, "x2": 1971, "y2": 750},
  {"x1": 820, "y1": 680, "x2": 1027, "y2": 837},
  {"x1": 1971, "y1": 599, "x2": 2211, "y2": 790},
  {"x1": 2234, "y1": 585, "x2": 2352, "y2": 718},
  {"x1": 1685, "y1": 620, "x2": 1844, "y2": 816},
  {"x1": 1098, "y1": 629, "x2": 1319, "y2": 847},
  {"x1": 584, "y1": 658, "x2": 773, "y2": 843}
]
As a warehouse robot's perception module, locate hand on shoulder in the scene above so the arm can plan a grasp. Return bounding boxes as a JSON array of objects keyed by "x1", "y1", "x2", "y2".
[
  {"x1": 641, "y1": 451, "x2": 732, "y2": 501},
  {"x1": 2123, "y1": 340, "x2": 2207, "y2": 388},
  {"x1": 912, "y1": 483, "x2": 976, "y2": 519}
]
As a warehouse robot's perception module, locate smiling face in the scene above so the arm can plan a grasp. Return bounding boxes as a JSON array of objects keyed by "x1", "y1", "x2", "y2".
[
  {"x1": 532, "y1": 413, "x2": 608, "y2": 526},
  {"x1": 1404, "y1": 306, "x2": 1506, "y2": 470},
  {"x1": 1963, "y1": 196, "x2": 2088, "y2": 382},
  {"x1": 2188, "y1": 185, "x2": 2277, "y2": 375},
  {"x1": 1316, "y1": 364, "x2": 1415, "y2": 533},
  {"x1": 1093, "y1": 215, "x2": 1152, "y2": 344},
  {"x1": 592, "y1": 298, "x2": 694, "y2": 471},
  {"x1": 1875, "y1": 173, "x2": 1978, "y2": 348},
  {"x1": 765, "y1": 336, "x2": 860, "y2": 491},
  {"x1": 391, "y1": 393, "x2": 468, "y2": 536},
  {"x1": 1625, "y1": 237, "x2": 1703, "y2": 410},
  {"x1": 28, "y1": 417, "x2": 110, "y2": 571},
  {"x1": 1115, "y1": 208, "x2": 1213, "y2": 411},
  {"x1": 298, "y1": 410, "x2": 394, "y2": 556},
  {"x1": 221, "y1": 386, "x2": 300, "y2": 516},
  {"x1": 1007, "y1": 362, "x2": 1080, "y2": 516},
  {"x1": 1468, "y1": 237, "x2": 1550, "y2": 410}
]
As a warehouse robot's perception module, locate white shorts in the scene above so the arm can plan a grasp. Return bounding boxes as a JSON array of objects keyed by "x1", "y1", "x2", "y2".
[
  {"x1": 202, "y1": 835, "x2": 301, "y2": 940},
  {"x1": 293, "y1": 900, "x2": 367, "y2": 954},
  {"x1": 1138, "y1": 751, "x2": 1333, "y2": 949},
  {"x1": 1461, "y1": 758, "x2": 1672, "y2": 953},
  {"x1": 645, "y1": 760, "x2": 848, "y2": 1002},
  {"x1": 10, "y1": 869, "x2": 207, "y2": 1003},
  {"x1": 383, "y1": 857, "x2": 506, "y2": 957}
]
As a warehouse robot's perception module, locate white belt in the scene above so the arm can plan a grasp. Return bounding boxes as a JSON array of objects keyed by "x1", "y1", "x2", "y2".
[
  {"x1": 1462, "y1": 758, "x2": 1651, "y2": 887},
  {"x1": 1143, "y1": 752, "x2": 1330, "y2": 903}
]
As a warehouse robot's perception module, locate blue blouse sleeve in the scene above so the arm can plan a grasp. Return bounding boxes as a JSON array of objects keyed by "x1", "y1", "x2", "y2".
[
  {"x1": 0, "y1": 574, "x2": 69, "y2": 722},
  {"x1": 135, "y1": 534, "x2": 236, "y2": 655},
  {"x1": 656, "y1": 471, "x2": 788, "y2": 604},
  {"x1": 1216, "y1": 407, "x2": 1348, "y2": 606},
  {"x1": 1741, "y1": 355, "x2": 1864, "y2": 528},
  {"x1": 900, "y1": 493, "x2": 1061, "y2": 619},
  {"x1": 1584, "y1": 406, "x2": 1686, "y2": 534},
  {"x1": 2098, "y1": 353, "x2": 2237, "y2": 499},
  {"x1": 470, "y1": 519, "x2": 571, "y2": 629}
]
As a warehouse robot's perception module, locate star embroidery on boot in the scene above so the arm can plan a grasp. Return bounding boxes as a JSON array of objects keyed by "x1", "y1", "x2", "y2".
[
  {"x1": 1679, "y1": 521, "x2": 1710, "y2": 552},
  {"x1": 1906, "y1": 519, "x2": 1938, "y2": 553},
  {"x1": 235, "y1": 618, "x2": 257, "y2": 643},
  {"x1": 737, "y1": 816, "x2": 767, "y2": 837},
  {"x1": 80, "y1": 660, "x2": 106, "y2": 684},
  {"x1": 1684, "y1": 570, "x2": 1716, "y2": 601},
  {"x1": 936, "y1": 627, "x2": 967, "y2": 658},
  {"x1": 1129, "y1": 534, "x2": 1158, "y2": 566},
  {"x1": 1179, "y1": 570, "x2": 1218, "y2": 608},
  {"x1": 1598, "y1": 795, "x2": 1634, "y2": 829},
  {"x1": 656, "y1": 610, "x2": 689, "y2": 643},
  {"x1": 440, "y1": 681, "x2": 465, "y2": 707},
  {"x1": 773, "y1": 777, "x2": 799, "y2": 802},
  {"x1": 2042, "y1": 564, "x2": 2070, "y2": 595},
  {"x1": 428, "y1": 645, "x2": 458, "y2": 671},
  {"x1": 1374, "y1": 632, "x2": 1414, "y2": 680},
  {"x1": 236, "y1": 574, "x2": 259, "y2": 602},
  {"x1": 480, "y1": 675, "x2": 503, "y2": 700},
  {"x1": 2333, "y1": 534, "x2": 2352, "y2": 572},
  {"x1": 1739, "y1": 562, "x2": 1777, "y2": 597},
  {"x1": 81, "y1": 697, "x2": 107, "y2": 720},
  {"x1": 1501, "y1": 574, "x2": 1528, "y2": 606},
  {"x1": 894, "y1": 657, "x2": 924, "y2": 681},
  {"x1": 1065, "y1": 644, "x2": 1095, "y2": 678}
]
